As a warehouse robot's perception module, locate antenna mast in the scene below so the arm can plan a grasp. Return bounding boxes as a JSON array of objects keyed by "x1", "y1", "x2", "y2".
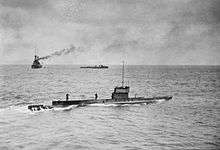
[
  {"x1": 122, "y1": 61, "x2": 125, "y2": 87},
  {"x1": 34, "y1": 46, "x2": 37, "y2": 56}
]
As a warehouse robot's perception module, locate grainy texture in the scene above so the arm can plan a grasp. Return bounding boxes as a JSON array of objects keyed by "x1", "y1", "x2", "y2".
[{"x1": 0, "y1": 65, "x2": 219, "y2": 149}]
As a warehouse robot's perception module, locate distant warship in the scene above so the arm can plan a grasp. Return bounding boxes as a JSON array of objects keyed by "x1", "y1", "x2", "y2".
[
  {"x1": 31, "y1": 55, "x2": 42, "y2": 69},
  {"x1": 80, "y1": 65, "x2": 108, "y2": 69},
  {"x1": 28, "y1": 62, "x2": 172, "y2": 111}
]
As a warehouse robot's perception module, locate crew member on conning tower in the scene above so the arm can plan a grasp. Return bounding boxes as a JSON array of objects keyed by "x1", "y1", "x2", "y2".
[
  {"x1": 95, "y1": 93, "x2": 98, "y2": 100},
  {"x1": 66, "y1": 93, "x2": 69, "y2": 101}
]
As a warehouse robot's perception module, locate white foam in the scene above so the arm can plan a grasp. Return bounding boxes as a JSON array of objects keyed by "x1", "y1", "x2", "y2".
[
  {"x1": 157, "y1": 99, "x2": 166, "y2": 103},
  {"x1": 53, "y1": 105, "x2": 76, "y2": 111},
  {"x1": 88, "y1": 103, "x2": 118, "y2": 107},
  {"x1": 0, "y1": 105, "x2": 34, "y2": 115}
]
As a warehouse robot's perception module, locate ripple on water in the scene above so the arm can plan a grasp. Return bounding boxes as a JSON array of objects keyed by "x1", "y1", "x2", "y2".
[{"x1": 0, "y1": 65, "x2": 219, "y2": 149}]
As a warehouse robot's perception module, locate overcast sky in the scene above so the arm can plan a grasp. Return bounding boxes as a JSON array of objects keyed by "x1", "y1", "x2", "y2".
[{"x1": 0, "y1": 0, "x2": 220, "y2": 65}]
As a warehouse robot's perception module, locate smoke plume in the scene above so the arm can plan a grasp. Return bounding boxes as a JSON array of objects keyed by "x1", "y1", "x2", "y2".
[{"x1": 38, "y1": 45, "x2": 83, "y2": 60}]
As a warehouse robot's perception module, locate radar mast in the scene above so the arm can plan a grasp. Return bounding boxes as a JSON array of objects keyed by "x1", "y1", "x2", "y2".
[{"x1": 122, "y1": 61, "x2": 125, "y2": 87}]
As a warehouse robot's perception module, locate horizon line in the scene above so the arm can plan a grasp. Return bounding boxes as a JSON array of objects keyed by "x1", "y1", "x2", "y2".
[{"x1": 0, "y1": 64, "x2": 219, "y2": 66}]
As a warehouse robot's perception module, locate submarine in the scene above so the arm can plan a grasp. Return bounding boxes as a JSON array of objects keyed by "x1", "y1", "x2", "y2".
[{"x1": 28, "y1": 62, "x2": 172, "y2": 111}]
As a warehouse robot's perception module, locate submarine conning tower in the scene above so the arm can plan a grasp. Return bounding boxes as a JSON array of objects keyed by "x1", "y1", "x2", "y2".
[
  {"x1": 112, "y1": 86, "x2": 130, "y2": 101},
  {"x1": 111, "y1": 61, "x2": 130, "y2": 101}
]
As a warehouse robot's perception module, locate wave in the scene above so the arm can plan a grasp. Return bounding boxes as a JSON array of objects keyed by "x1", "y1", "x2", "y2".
[
  {"x1": 0, "y1": 105, "x2": 31, "y2": 114},
  {"x1": 53, "y1": 105, "x2": 77, "y2": 111}
]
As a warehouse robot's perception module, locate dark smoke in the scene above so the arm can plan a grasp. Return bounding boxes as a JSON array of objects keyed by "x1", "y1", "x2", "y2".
[{"x1": 38, "y1": 45, "x2": 83, "y2": 60}]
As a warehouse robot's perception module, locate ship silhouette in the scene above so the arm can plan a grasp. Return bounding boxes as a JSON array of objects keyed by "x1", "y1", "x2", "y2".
[
  {"x1": 31, "y1": 55, "x2": 42, "y2": 69},
  {"x1": 80, "y1": 65, "x2": 108, "y2": 69}
]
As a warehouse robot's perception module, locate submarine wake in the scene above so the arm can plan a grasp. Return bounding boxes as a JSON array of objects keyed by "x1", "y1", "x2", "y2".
[
  {"x1": 0, "y1": 105, "x2": 33, "y2": 114},
  {"x1": 53, "y1": 105, "x2": 77, "y2": 111},
  {"x1": 87, "y1": 103, "x2": 118, "y2": 107}
]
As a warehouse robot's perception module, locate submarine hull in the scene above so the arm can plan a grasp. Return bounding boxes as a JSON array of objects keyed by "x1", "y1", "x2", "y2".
[
  {"x1": 28, "y1": 96, "x2": 172, "y2": 111},
  {"x1": 52, "y1": 96, "x2": 172, "y2": 106}
]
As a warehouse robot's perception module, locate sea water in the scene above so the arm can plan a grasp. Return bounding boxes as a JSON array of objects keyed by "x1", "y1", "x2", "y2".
[{"x1": 0, "y1": 65, "x2": 219, "y2": 149}]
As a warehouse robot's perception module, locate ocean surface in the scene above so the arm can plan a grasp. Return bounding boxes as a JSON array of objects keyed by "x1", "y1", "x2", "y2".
[{"x1": 0, "y1": 65, "x2": 219, "y2": 150}]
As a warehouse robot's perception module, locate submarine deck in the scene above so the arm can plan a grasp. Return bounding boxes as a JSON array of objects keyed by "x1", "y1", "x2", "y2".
[
  {"x1": 52, "y1": 96, "x2": 172, "y2": 106},
  {"x1": 28, "y1": 96, "x2": 172, "y2": 111}
]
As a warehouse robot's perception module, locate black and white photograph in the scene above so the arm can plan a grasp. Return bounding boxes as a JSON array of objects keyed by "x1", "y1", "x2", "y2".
[{"x1": 0, "y1": 0, "x2": 219, "y2": 149}]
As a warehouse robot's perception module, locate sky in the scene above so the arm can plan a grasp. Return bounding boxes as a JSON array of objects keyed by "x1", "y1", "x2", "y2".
[{"x1": 0, "y1": 0, "x2": 220, "y2": 65}]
